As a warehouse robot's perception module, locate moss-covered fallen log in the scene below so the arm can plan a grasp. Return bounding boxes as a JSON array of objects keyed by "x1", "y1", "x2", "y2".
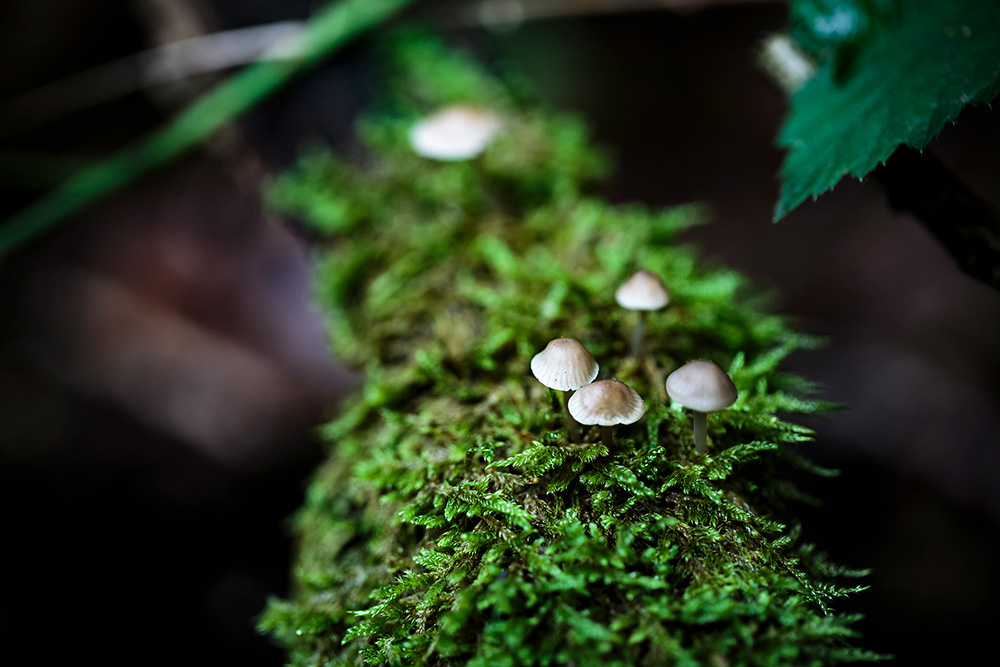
[{"x1": 260, "y1": 35, "x2": 879, "y2": 667}]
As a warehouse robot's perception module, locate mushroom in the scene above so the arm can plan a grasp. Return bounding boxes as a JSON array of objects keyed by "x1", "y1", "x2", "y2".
[
  {"x1": 665, "y1": 360, "x2": 738, "y2": 455},
  {"x1": 408, "y1": 105, "x2": 502, "y2": 161},
  {"x1": 615, "y1": 270, "x2": 669, "y2": 359},
  {"x1": 567, "y1": 379, "x2": 645, "y2": 448},
  {"x1": 531, "y1": 338, "x2": 599, "y2": 442}
]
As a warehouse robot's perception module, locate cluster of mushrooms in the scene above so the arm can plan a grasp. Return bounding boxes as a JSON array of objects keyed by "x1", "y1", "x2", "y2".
[
  {"x1": 405, "y1": 110, "x2": 737, "y2": 454},
  {"x1": 530, "y1": 270, "x2": 738, "y2": 455}
]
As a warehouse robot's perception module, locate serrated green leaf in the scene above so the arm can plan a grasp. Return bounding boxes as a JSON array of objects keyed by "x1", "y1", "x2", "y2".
[{"x1": 776, "y1": 0, "x2": 1000, "y2": 219}]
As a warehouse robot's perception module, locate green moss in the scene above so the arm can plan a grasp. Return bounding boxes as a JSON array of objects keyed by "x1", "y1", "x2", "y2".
[{"x1": 260, "y1": 35, "x2": 880, "y2": 666}]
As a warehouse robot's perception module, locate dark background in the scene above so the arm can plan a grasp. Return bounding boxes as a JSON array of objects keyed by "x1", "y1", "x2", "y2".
[{"x1": 1, "y1": 1, "x2": 997, "y2": 664}]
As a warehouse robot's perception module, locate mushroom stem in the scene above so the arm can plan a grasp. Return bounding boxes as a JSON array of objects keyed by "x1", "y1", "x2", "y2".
[
  {"x1": 693, "y1": 411, "x2": 708, "y2": 454},
  {"x1": 563, "y1": 390, "x2": 580, "y2": 442},
  {"x1": 601, "y1": 424, "x2": 614, "y2": 449},
  {"x1": 629, "y1": 310, "x2": 648, "y2": 359}
]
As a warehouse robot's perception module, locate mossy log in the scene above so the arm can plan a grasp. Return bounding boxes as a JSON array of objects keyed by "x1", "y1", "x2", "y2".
[{"x1": 260, "y1": 35, "x2": 879, "y2": 667}]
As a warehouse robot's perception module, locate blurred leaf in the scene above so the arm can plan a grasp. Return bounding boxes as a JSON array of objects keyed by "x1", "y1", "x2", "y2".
[
  {"x1": 788, "y1": 0, "x2": 898, "y2": 69},
  {"x1": 776, "y1": 0, "x2": 1000, "y2": 220}
]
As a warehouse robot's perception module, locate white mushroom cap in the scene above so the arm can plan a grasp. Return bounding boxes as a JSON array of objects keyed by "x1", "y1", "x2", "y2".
[
  {"x1": 568, "y1": 379, "x2": 646, "y2": 426},
  {"x1": 530, "y1": 338, "x2": 599, "y2": 392},
  {"x1": 408, "y1": 105, "x2": 502, "y2": 161},
  {"x1": 615, "y1": 270, "x2": 670, "y2": 310},
  {"x1": 665, "y1": 360, "x2": 738, "y2": 413}
]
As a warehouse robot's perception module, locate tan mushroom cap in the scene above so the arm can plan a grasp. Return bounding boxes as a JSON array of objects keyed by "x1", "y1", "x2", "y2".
[
  {"x1": 568, "y1": 379, "x2": 646, "y2": 426},
  {"x1": 530, "y1": 338, "x2": 599, "y2": 392},
  {"x1": 615, "y1": 270, "x2": 670, "y2": 310},
  {"x1": 665, "y1": 360, "x2": 738, "y2": 413},
  {"x1": 408, "y1": 105, "x2": 502, "y2": 161}
]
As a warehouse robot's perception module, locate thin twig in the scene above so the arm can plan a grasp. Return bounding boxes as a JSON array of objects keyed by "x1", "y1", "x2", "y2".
[
  {"x1": 0, "y1": 22, "x2": 305, "y2": 137},
  {"x1": 425, "y1": 0, "x2": 773, "y2": 30}
]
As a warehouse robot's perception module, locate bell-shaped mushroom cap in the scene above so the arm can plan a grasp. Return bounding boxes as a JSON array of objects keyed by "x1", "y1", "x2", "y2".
[
  {"x1": 665, "y1": 360, "x2": 738, "y2": 413},
  {"x1": 615, "y1": 270, "x2": 670, "y2": 310},
  {"x1": 408, "y1": 105, "x2": 502, "y2": 161},
  {"x1": 531, "y1": 338, "x2": 599, "y2": 392},
  {"x1": 568, "y1": 379, "x2": 646, "y2": 426}
]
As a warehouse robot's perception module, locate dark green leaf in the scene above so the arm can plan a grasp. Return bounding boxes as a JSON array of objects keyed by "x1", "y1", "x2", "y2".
[{"x1": 776, "y1": 0, "x2": 1000, "y2": 219}]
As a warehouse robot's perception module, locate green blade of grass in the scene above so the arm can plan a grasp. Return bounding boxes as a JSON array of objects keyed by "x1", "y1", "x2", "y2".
[{"x1": 0, "y1": 0, "x2": 414, "y2": 257}]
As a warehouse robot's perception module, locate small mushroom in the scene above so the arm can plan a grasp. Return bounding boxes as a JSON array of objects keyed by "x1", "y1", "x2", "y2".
[
  {"x1": 531, "y1": 338, "x2": 599, "y2": 442},
  {"x1": 408, "y1": 105, "x2": 502, "y2": 161},
  {"x1": 568, "y1": 379, "x2": 645, "y2": 448},
  {"x1": 665, "y1": 360, "x2": 737, "y2": 455},
  {"x1": 615, "y1": 270, "x2": 669, "y2": 359}
]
